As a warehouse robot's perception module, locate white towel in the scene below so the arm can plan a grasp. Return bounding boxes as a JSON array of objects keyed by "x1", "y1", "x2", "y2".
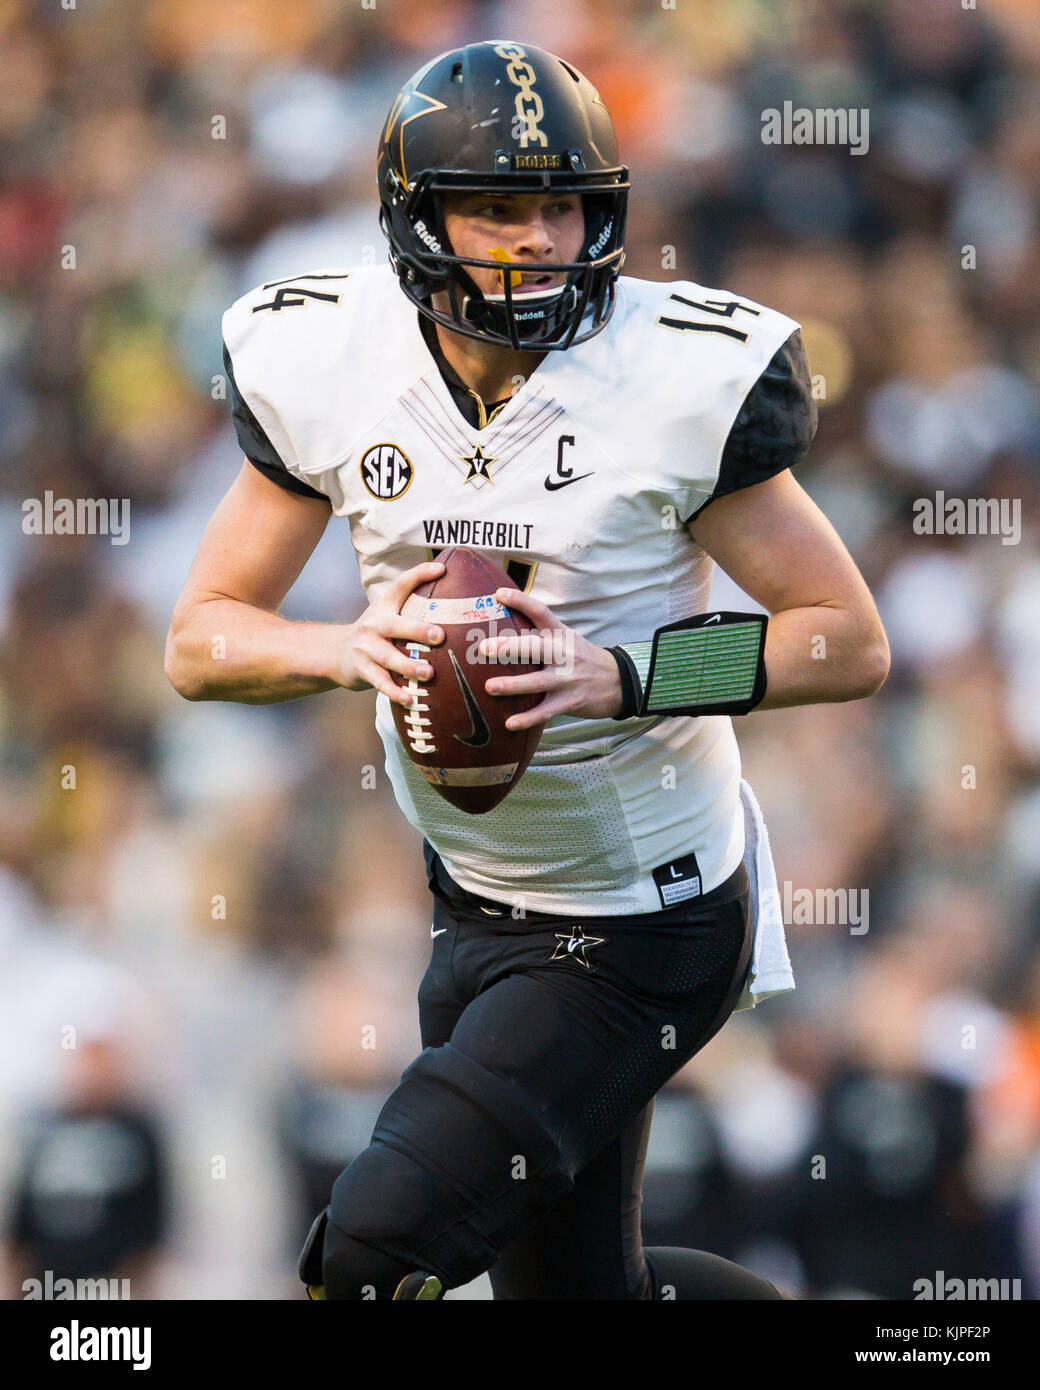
[{"x1": 735, "y1": 778, "x2": 795, "y2": 1010}]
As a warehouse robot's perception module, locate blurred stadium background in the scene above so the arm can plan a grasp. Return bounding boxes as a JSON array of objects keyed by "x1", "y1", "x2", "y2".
[{"x1": 2, "y1": 0, "x2": 1039, "y2": 1300}]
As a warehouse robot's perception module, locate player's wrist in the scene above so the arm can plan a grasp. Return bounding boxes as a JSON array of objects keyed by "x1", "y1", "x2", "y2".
[{"x1": 307, "y1": 622, "x2": 359, "y2": 688}]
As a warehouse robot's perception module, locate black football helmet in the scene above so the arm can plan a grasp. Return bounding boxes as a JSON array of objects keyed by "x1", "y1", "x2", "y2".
[{"x1": 377, "y1": 40, "x2": 629, "y2": 350}]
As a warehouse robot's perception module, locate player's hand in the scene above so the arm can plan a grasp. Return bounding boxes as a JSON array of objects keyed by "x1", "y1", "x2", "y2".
[
  {"x1": 334, "y1": 561, "x2": 445, "y2": 706},
  {"x1": 479, "y1": 587, "x2": 623, "y2": 729}
]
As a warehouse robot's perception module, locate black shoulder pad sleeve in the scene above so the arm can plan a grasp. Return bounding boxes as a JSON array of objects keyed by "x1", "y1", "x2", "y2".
[
  {"x1": 685, "y1": 329, "x2": 817, "y2": 523},
  {"x1": 222, "y1": 342, "x2": 327, "y2": 501}
]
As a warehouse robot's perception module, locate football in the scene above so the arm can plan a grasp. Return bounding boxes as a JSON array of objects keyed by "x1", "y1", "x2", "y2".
[{"x1": 391, "y1": 547, "x2": 543, "y2": 814}]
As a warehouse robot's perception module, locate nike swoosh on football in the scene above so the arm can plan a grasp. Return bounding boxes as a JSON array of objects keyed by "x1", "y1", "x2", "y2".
[
  {"x1": 544, "y1": 472, "x2": 594, "y2": 491},
  {"x1": 448, "y1": 650, "x2": 491, "y2": 748}
]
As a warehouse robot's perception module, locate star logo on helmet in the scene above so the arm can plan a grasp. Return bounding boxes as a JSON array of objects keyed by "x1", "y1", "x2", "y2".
[
  {"x1": 382, "y1": 85, "x2": 448, "y2": 192},
  {"x1": 460, "y1": 445, "x2": 497, "y2": 484}
]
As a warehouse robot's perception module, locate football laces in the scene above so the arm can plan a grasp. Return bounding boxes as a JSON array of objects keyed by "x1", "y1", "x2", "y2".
[{"x1": 402, "y1": 641, "x2": 435, "y2": 753}]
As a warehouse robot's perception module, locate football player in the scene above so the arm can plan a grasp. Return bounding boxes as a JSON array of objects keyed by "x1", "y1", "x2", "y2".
[{"x1": 165, "y1": 40, "x2": 889, "y2": 1299}]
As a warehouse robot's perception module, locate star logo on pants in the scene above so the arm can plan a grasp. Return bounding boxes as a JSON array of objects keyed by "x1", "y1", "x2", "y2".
[{"x1": 550, "y1": 925, "x2": 605, "y2": 970}]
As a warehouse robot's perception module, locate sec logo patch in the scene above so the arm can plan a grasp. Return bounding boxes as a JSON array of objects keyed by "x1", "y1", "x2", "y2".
[{"x1": 361, "y1": 443, "x2": 413, "y2": 500}]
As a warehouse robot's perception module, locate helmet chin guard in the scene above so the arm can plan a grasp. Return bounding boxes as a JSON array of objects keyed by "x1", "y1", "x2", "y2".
[
  {"x1": 424, "y1": 239, "x2": 611, "y2": 351},
  {"x1": 377, "y1": 41, "x2": 629, "y2": 351}
]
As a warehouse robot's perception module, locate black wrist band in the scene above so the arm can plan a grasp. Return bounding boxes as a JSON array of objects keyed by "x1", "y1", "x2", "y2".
[{"x1": 607, "y1": 646, "x2": 642, "y2": 720}]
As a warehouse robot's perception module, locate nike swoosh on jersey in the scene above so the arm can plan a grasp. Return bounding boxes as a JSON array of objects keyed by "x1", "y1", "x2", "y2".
[
  {"x1": 449, "y1": 650, "x2": 491, "y2": 748},
  {"x1": 430, "y1": 926, "x2": 448, "y2": 938},
  {"x1": 544, "y1": 471, "x2": 594, "y2": 491}
]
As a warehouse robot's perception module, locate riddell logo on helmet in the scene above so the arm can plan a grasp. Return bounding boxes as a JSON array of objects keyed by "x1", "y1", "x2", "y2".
[
  {"x1": 587, "y1": 220, "x2": 614, "y2": 257},
  {"x1": 414, "y1": 220, "x2": 443, "y2": 253}
]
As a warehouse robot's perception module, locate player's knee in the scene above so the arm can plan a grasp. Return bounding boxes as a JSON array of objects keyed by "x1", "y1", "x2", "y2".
[
  {"x1": 327, "y1": 1137, "x2": 449, "y2": 1281},
  {"x1": 328, "y1": 1044, "x2": 572, "y2": 1288},
  {"x1": 321, "y1": 1211, "x2": 419, "y2": 1300},
  {"x1": 299, "y1": 1203, "x2": 444, "y2": 1301}
]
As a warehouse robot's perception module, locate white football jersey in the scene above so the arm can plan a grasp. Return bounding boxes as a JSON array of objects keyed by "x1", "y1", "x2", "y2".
[{"x1": 222, "y1": 265, "x2": 801, "y2": 918}]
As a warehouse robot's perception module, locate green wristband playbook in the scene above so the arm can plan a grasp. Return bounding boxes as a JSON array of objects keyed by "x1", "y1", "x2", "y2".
[{"x1": 608, "y1": 612, "x2": 768, "y2": 719}]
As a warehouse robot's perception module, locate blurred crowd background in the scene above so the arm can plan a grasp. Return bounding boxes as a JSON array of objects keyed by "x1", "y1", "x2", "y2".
[{"x1": 1, "y1": 0, "x2": 1039, "y2": 1299}]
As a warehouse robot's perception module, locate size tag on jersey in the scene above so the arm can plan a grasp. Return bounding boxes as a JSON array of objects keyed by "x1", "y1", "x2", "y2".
[{"x1": 652, "y1": 852, "x2": 702, "y2": 908}]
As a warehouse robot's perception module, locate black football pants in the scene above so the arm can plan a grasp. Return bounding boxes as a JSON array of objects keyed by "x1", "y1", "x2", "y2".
[{"x1": 324, "y1": 846, "x2": 753, "y2": 1299}]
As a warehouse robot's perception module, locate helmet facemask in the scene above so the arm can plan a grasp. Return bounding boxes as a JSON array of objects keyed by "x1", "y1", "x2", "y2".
[{"x1": 381, "y1": 168, "x2": 628, "y2": 351}]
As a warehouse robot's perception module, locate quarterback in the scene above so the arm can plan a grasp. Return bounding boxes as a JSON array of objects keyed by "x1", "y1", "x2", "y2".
[{"x1": 165, "y1": 41, "x2": 889, "y2": 1299}]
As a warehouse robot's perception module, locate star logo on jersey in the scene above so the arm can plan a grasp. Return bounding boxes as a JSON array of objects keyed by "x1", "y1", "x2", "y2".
[
  {"x1": 460, "y1": 445, "x2": 497, "y2": 485},
  {"x1": 549, "y1": 925, "x2": 606, "y2": 970}
]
